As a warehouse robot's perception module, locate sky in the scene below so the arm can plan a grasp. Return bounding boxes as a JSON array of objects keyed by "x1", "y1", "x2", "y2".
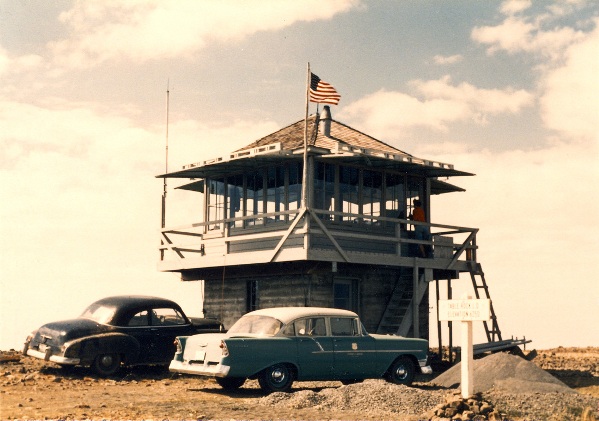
[{"x1": 1, "y1": 0, "x2": 598, "y2": 351}]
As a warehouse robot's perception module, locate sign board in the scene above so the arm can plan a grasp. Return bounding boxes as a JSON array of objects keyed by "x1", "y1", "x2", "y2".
[{"x1": 438, "y1": 299, "x2": 491, "y2": 322}]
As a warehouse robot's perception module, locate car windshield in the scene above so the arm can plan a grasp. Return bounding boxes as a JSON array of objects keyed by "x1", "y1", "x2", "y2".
[
  {"x1": 79, "y1": 303, "x2": 117, "y2": 324},
  {"x1": 227, "y1": 315, "x2": 283, "y2": 336}
]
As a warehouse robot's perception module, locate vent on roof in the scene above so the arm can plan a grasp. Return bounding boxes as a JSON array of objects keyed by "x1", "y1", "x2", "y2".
[{"x1": 320, "y1": 105, "x2": 331, "y2": 137}]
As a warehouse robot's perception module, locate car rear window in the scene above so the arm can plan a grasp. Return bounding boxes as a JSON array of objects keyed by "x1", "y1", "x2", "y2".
[
  {"x1": 227, "y1": 315, "x2": 283, "y2": 336},
  {"x1": 330, "y1": 317, "x2": 360, "y2": 336}
]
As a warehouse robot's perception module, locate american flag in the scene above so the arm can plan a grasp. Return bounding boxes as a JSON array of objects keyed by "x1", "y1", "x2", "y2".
[{"x1": 309, "y1": 73, "x2": 341, "y2": 105}]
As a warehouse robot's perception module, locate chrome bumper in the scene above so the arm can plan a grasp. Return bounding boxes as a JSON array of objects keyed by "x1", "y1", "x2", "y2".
[
  {"x1": 169, "y1": 359, "x2": 230, "y2": 377},
  {"x1": 26, "y1": 348, "x2": 80, "y2": 365},
  {"x1": 418, "y1": 358, "x2": 433, "y2": 374},
  {"x1": 420, "y1": 364, "x2": 433, "y2": 375}
]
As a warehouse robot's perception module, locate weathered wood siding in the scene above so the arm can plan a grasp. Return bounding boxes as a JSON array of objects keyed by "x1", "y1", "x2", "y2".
[{"x1": 202, "y1": 262, "x2": 429, "y2": 340}]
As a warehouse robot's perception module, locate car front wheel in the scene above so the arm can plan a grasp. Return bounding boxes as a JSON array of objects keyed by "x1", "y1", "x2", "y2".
[
  {"x1": 93, "y1": 353, "x2": 121, "y2": 376},
  {"x1": 216, "y1": 377, "x2": 246, "y2": 390},
  {"x1": 385, "y1": 356, "x2": 415, "y2": 385},
  {"x1": 258, "y1": 363, "x2": 294, "y2": 393}
]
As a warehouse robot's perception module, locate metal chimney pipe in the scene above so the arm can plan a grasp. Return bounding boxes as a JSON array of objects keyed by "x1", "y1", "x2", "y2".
[{"x1": 320, "y1": 105, "x2": 331, "y2": 137}]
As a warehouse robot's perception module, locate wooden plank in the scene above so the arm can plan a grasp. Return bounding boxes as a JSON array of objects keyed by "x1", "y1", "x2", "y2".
[
  {"x1": 270, "y1": 207, "x2": 307, "y2": 262},
  {"x1": 308, "y1": 209, "x2": 350, "y2": 262}
]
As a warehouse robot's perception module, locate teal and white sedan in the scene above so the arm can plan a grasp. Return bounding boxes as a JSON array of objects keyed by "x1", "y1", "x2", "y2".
[{"x1": 169, "y1": 307, "x2": 432, "y2": 393}]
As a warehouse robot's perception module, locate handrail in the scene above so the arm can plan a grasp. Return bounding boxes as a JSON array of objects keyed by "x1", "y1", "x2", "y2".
[{"x1": 159, "y1": 208, "x2": 479, "y2": 266}]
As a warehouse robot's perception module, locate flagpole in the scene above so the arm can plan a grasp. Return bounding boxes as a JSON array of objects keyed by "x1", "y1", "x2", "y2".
[{"x1": 301, "y1": 63, "x2": 310, "y2": 209}]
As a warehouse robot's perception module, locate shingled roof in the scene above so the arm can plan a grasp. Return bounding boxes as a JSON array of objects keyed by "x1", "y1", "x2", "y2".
[
  {"x1": 158, "y1": 106, "x2": 473, "y2": 182},
  {"x1": 235, "y1": 110, "x2": 411, "y2": 157}
]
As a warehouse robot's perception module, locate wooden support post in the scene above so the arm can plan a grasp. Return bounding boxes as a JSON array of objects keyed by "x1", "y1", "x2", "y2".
[
  {"x1": 461, "y1": 317, "x2": 474, "y2": 398},
  {"x1": 436, "y1": 279, "x2": 442, "y2": 352},
  {"x1": 413, "y1": 264, "x2": 419, "y2": 338},
  {"x1": 448, "y1": 278, "x2": 453, "y2": 364}
]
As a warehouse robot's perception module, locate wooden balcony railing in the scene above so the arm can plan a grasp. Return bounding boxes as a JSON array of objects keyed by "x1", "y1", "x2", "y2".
[{"x1": 158, "y1": 208, "x2": 479, "y2": 271}]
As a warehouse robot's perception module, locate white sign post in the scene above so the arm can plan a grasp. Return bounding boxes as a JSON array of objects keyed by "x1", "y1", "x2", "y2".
[{"x1": 439, "y1": 295, "x2": 491, "y2": 398}]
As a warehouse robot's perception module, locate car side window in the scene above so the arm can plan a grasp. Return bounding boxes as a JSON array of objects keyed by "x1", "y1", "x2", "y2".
[
  {"x1": 295, "y1": 317, "x2": 326, "y2": 336},
  {"x1": 128, "y1": 310, "x2": 149, "y2": 327},
  {"x1": 151, "y1": 308, "x2": 186, "y2": 326},
  {"x1": 281, "y1": 323, "x2": 295, "y2": 336},
  {"x1": 330, "y1": 317, "x2": 359, "y2": 336}
]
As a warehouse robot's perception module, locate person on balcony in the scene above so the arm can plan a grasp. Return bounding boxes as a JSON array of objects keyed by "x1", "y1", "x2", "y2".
[{"x1": 410, "y1": 199, "x2": 430, "y2": 258}]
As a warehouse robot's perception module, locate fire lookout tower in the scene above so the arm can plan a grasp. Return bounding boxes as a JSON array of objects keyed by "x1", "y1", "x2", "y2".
[{"x1": 157, "y1": 106, "x2": 516, "y2": 352}]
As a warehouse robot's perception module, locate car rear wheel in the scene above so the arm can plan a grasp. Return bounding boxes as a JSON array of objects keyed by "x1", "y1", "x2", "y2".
[
  {"x1": 93, "y1": 353, "x2": 121, "y2": 376},
  {"x1": 258, "y1": 363, "x2": 294, "y2": 393},
  {"x1": 215, "y1": 377, "x2": 246, "y2": 390},
  {"x1": 385, "y1": 356, "x2": 415, "y2": 385}
]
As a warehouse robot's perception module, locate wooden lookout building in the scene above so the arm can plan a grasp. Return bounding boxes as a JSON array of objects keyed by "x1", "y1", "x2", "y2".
[{"x1": 157, "y1": 106, "x2": 508, "y2": 349}]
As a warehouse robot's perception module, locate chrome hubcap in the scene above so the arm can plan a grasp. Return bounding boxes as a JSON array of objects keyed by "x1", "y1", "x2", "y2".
[
  {"x1": 271, "y1": 368, "x2": 286, "y2": 383},
  {"x1": 395, "y1": 366, "x2": 407, "y2": 379},
  {"x1": 101, "y1": 355, "x2": 114, "y2": 366}
]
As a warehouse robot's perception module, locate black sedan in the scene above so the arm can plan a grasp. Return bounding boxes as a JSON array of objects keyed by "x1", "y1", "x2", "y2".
[{"x1": 23, "y1": 295, "x2": 223, "y2": 376}]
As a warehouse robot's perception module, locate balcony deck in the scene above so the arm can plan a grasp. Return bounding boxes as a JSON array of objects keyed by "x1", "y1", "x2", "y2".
[{"x1": 158, "y1": 208, "x2": 479, "y2": 276}]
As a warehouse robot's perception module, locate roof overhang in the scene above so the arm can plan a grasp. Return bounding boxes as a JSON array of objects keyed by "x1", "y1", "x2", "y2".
[
  {"x1": 158, "y1": 142, "x2": 301, "y2": 179},
  {"x1": 431, "y1": 179, "x2": 466, "y2": 195},
  {"x1": 158, "y1": 141, "x2": 474, "y2": 180}
]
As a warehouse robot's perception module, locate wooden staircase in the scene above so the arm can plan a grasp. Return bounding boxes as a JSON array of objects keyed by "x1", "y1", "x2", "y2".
[
  {"x1": 467, "y1": 262, "x2": 502, "y2": 342},
  {"x1": 377, "y1": 267, "x2": 431, "y2": 336},
  {"x1": 376, "y1": 269, "x2": 413, "y2": 335}
]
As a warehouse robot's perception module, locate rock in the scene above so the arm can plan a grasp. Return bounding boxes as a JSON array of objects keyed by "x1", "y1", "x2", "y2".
[
  {"x1": 461, "y1": 410, "x2": 475, "y2": 419},
  {"x1": 443, "y1": 406, "x2": 458, "y2": 417},
  {"x1": 488, "y1": 410, "x2": 503, "y2": 421},
  {"x1": 479, "y1": 402, "x2": 493, "y2": 414}
]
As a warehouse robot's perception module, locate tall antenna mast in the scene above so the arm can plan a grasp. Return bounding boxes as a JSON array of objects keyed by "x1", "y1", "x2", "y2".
[{"x1": 161, "y1": 81, "x2": 170, "y2": 230}]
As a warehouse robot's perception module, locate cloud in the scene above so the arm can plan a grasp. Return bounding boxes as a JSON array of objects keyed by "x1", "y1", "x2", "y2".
[
  {"x1": 471, "y1": 5, "x2": 598, "y2": 144},
  {"x1": 500, "y1": 0, "x2": 532, "y2": 16},
  {"x1": 337, "y1": 76, "x2": 533, "y2": 139},
  {"x1": 471, "y1": 2, "x2": 591, "y2": 61},
  {"x1": 539, "y1": 20, "x2": 599, "y2": 143},
  {"x1": 411, "y1": 76, "x2": 534, "y2": 115},
  {"x1": 0, "y1": 99, "x2": 281, "y2": 230},
  {"x1": 433, "y1": 54, "x2": 463, "y2": 65},
  {"x1": 472, "y1": 17, "x2": 585, "y2": 60},
  {"x1": 0, "y1": 98, "x2": 282, "y2": 349},
  {"x1": 429, "y1": 141, "x2": 599, "y2": 348},
  {"x1": 166, "y1": 118, "x2": 280, "y2": 172},
  {"x1": 48, "y1": 0, "x2": 361, "y2": 69}
]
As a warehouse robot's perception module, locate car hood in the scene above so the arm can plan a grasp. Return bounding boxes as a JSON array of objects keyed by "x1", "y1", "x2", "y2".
[{"x1": 32, "y1": 318, "x2": 113, "y2": 345}]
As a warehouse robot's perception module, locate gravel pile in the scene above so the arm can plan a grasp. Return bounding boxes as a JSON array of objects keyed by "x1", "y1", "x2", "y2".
[
  {"x1": 432, "y1": 352, "x2": 573, "y2": 394},
  {"x1": 260, "y1": 379, "x2": 447, "y2": 418},
  {"x1": 259, "y1": 352, "x2": 599, "y2": 420}
]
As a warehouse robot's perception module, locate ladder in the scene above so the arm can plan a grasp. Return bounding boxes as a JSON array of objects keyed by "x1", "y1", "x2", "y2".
[{"x1": 468, "y1": 262, "x2": 502, "y2": 342}]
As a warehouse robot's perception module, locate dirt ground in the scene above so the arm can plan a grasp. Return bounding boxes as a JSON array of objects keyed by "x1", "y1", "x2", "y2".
[{"x1": 1, "y1": 347, "x2": 598, "y2": 420}]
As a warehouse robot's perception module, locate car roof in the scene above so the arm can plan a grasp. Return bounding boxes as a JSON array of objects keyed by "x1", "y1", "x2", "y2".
[
  {"x1": 91, "y1": 295, "x2": 181, "y2": 310},
  {"x1": 244, "y1": 307, "x2": 358, "y2": 325}
]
